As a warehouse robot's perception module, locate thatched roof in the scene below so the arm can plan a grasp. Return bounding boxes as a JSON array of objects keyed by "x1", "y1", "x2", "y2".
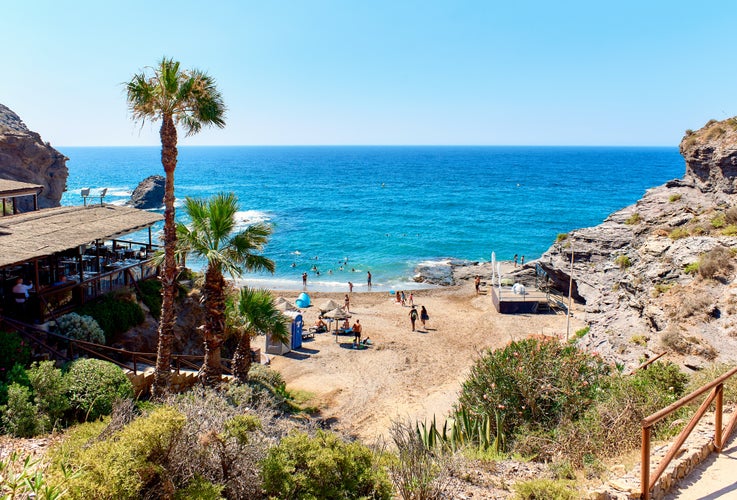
[
  {"x1": 0, "y1": 204, "x2": 163, "y2": 267},
  {"x1": 0, "y1": 179, "x2": 43, "y2": 198}
]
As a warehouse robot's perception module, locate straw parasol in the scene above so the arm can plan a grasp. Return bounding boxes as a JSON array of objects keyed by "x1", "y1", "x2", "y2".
[
  {"x1": 274, "y1": 297, "x2": 297, "y2": 311},
  {"x1": 323, "y1": 307, "x2": 352, "y2": 331},
  {"x1": 319, "y1": 299, "x2": 342, "y2": 314}
]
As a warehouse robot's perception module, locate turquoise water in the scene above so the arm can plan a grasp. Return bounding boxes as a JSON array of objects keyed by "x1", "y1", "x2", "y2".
[{"x1": 58, "y1": 146, "x2": 684, "y2": 290}]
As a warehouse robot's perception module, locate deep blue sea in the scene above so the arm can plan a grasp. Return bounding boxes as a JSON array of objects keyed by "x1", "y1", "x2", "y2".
[{"x1": 57, "y1": 146, "x2": 684, "y2": 291}]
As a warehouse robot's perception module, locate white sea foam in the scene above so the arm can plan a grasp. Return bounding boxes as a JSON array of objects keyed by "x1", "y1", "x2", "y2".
[{"x1": 234, "y1": 210, "x2": 272, "y2": 227}]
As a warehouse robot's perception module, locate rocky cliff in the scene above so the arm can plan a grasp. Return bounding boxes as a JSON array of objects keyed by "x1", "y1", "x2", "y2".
[
  {"x1": 522, "y1": 118, "x2": 737, "y2": 371},
  {"x1": 127, "y1": 175, "x2": 165, "y2": 209},
  {"x1": 0, "y1": 103, "x2": 68, "y2": 209}
]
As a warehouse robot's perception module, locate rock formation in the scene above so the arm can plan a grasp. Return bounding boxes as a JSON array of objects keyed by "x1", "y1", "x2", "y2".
[
  {"x1": 522, "y1": 117, "x2": 737, "y2": 370},
  {"x1": 0, "y1": 103, "x2": 68, "y2": 209},
  {"x1": 127, "y1": 175, "x2": 165, "y2": 209}
]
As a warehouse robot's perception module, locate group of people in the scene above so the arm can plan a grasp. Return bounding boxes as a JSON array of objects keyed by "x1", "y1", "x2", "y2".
[
  {"x1": 408, "y1": 305, "x2": 429, "y2": 332},
  {"x1": 394, "y1": 290, "x2": 414, "y2": 306}
]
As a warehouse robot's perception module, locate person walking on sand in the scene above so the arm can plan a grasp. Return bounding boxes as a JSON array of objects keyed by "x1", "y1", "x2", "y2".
[
  {"x1": 348, "y1": 281, "x2": 353, "y2": 292},
  {"x1": 474, "y1": 275, "x2": 481, "y2": 295},
  {"x1": 344, "y1": 294, "x2": 350, "y2": 312},
  {"x1": 367, "y1": 271, "x2": 372, "y2": 288},
  {"x1": 409, "y1": 305, "x2": 419, "y2": 331},
  {"x1": 400, "y1": 291, "x2": 406, "y2": 306},
  {"x1": 408, "y1": 292, "x2": 414, "y2": 306},
  {"x1": 420, "y1": 305, "x2": 429, "y2": 329}
]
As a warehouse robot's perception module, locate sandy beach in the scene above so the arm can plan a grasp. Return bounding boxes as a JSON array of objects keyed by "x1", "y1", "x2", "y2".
[{"x1": 255, "y1": 263, "x2": 585, "y2": 442}]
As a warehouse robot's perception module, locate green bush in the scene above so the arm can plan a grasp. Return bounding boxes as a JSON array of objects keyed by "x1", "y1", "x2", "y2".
[
  {"x1": 457, "y1": 338, "x2": 610, "y2": 450},
  {"x1": 615, "y1": 255, "x2": 632, "y2": 270},
  {"x1": 248, "y1": 363, "x2": 285, "y2": 390},
  {"x1": 0, "y1": 332, "x2": 31, "y2": 381},
  {"x1": 513, "y1": 478, "x2": 578, "y2": 499},
  {"x1": 56, "y1": 313, "x2": 106, "y2": 344},
  {"x1": 27, "y1": 361, "x2": 69, "y2": 432},
  {"x1": 669, "y1": 227, "x2": 690, "y2": 240},
  {"x1": 711, "y1": 213, "x2": 726, "y2": 228},
  {"x1": 684, "y1": 262, "x2": 700, "y2": 275},
  {"x1": 624, "y1": 213, "x2": 641, "y2": 225},
  {"x1": 722, "y1": 224, "x2": 737, "y2": 236},
  {"x1": 62, "y1": 406, "x2": 186, "y2": 499},
  {"x1": 0, "y1": 451, "x2": 72, "y2": 499},
  {"x1": 669, "y1": 193, "x2": 682, "y2": 202},
  {"x1": 137, "y1": 279, "x2": 163, "y2": 320},
  {"x1": 1, "y1": 383, "x2": 39, "y2": 437},
  {"x1": 261, "y1": 430, "x2": 393, "y2": 500},
  {"x1": 66, "y1": 359, "x2": 133, "y2": 421},
  {"x1": 78, "y1": 294, "x2": 145, "y2": 339}
]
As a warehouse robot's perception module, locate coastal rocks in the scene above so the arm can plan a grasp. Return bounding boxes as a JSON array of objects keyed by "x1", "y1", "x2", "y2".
[
  {"x1": 413, "y1": 259, "x2": 474, "y2": 285},
  {"x1": 127, "y1": 175, "x2": 165, "y2": 209},
  {"x1": 0, "y1": 103, "x2": 68, "y2": 209},
  {"x1": 535, "y1": 117, "x2": 737, "y2": 370}
]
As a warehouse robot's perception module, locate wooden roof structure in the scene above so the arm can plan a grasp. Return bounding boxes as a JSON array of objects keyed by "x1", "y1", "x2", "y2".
[
  {"x1": 0, "y1": 204, "x2": 163, "y2": 267},
  {"x1": 0, "y1": 179, "x2": 44, "y2": 198}
]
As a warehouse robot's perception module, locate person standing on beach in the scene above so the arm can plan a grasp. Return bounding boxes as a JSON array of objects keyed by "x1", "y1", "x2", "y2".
[
  {"x1": 408, "y1": 292, "x2": 414, "y2": 306},
  {"x1": 513, "y1": 254, "x2": 518, "y2": 267},
  {"x1": 474, "y1": 275, "x2": 481, "y2": 295},
  {"x1": 401, "y1": 291, "x2": 406, "y2": 306},
  {"x1": 302, "y1": 272, "x2": 308, "y2": 287},
  {"x1": 420, "y1": 305, "x2": 429, "y2": 329},
  {"x1": 367, "y1": 271, "x2": 372, "y2": 288},
  {"x1": 344, "y1": 294, "x2": 350, "y2": 312},
  {"x1": 409, "y1": 306, "x2": 418, "y2": 331},
  {"x1": 521, "y1": 255, "x2": 525, "y2": 265},
  {"x1": 348, "y1": 281, "x2": 353, "y2": 292}
]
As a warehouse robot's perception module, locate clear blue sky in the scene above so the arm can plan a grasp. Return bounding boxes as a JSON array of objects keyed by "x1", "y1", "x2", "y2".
[{"x1": 2, "y1": 0, "x2": 736, "y2": 147}]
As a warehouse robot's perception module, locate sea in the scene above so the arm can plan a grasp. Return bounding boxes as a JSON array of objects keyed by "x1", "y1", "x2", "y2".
[{"x1": 57, "y1": 146, "x2": 685, "y2": 292}]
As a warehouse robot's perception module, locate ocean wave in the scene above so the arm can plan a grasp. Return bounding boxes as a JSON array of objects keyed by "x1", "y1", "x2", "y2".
[{"x1": 235, "y1": 210, "x2": 272, "y2": 226}]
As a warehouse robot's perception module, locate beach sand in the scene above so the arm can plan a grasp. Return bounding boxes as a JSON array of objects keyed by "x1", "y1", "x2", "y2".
[{"x1": 255, "y1": 263, "x2": 584, "y2": 442}]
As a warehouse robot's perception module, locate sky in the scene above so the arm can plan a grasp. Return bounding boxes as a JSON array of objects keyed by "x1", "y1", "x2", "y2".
[{"x1": 2, "y1": 0, "x2": 736, "y2": 147}]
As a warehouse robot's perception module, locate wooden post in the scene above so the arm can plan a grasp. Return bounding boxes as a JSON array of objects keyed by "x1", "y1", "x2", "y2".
[
  {"x1": 715, "y1": 383, "x2": 723, "y2": 450},
  {"x1": 641, "y1": 426, "x2": 651, "y2": 500}
]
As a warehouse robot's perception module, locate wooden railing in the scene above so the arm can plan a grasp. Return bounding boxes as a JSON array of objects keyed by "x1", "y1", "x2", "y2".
[
  {"x1": 2, "y1": 318, "x2": 234, "y2": 377},
  {"x1": 640, "y1": 365, "x2": 737, "y2": 499}
]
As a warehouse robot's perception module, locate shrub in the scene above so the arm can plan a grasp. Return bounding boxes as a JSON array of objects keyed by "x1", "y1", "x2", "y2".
[
  {"x1": 27, "y1": 361, "x2": 69, "y2": 432},
  {"x1": 684, "y1": 262, "x2": 700, "y2": 275},
  {"x1": 261, "y1": 430, "x2": 393, "y2": 500},
  {"x1": 624, "y1": 213, "x2": 641, "y2": 225},
  {"x1": 668, "y1": 193, "x2": 682, "y2": 202},
  {"x1": 698, "y1": 245, "x2": 733, "y2": 279},
  {"x1": 388, "y1": 419, "x2": 457, "y2": 500},
  {"x1": 513, "y1": 478, "x2": 578, "y2": 500},
  {"x1": 630, "y1": 334, "x2": 648, "y2": 346},
  {"x1": 248, "y1": 363, "x2": 285, "y2": 390},
  {"x1": 0, "y1": 332, "x2": 31, "y2": 381},
  {"x1": 722, "y1": 224, "x2": 737, "y2": 236},
  {"x1": 652, "y1": 283, "x2": 673, "y2": 297},
  {"x1": 56, "y1": 313, "x2": 106, "y2": 344},
  {"x1": 669, "y1": 227, "x2": 690, "y2": 240},
  {"x1": 0, "y1": 451, "x2": 72, "y2": 499},
  {"x1": 726, "y1": 207, "x2": 737, "y2": 225},
  {"x1": 572, "y1": 326, "x2": 590, "y2": 341},
  {"x1": 77, "y1": 293, "x2": 145, "y2": 339},
  {"x1": 137, "y1": 279, "x2": 163, "y2": 320},
  {"x1": 457, "y1": 338, "x2": 610, "y2": 447},
  {"x1": 65, "y1": 359, "x2": 133, "y2": 421},
  {"x1": 62, "y1": 406, "x2": 186, "y2": 499},
  {"x1": 1, "y1": 384, "x2": 39, "y2": 437},
  {"x1": 711, "y1": 213, "x2": 726, "y2": 228},
  {"x1": 615, "y1": 255, "x2": 632, "y2": 270},
  {"x1": 556, "y1": 233, "x2": 568, "y2": 243}
]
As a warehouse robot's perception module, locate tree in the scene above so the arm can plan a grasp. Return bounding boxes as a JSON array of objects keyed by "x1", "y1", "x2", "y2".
[
  {"x1": 126, "y1": 57, "x2": 225, "y2": 397},
  {"x1": 177, "y1": 192, "x2": 275, "y2": 386},
  {"x1": 227, "y1": 287, "x2": 290, "y2": 382}
]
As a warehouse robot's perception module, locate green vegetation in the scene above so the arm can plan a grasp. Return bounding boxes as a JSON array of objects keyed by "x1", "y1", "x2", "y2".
[
  {"x1": 513, "y1": 479, "x2": 578, "y2": 500},
  {"x1": 556, "y1": 233, "x2": 568, "y2": 243},
  {"x1": 722, "y1": 224, "x2": 737, "y2": 236},
  {"x1": 0, "y1": 332, "x2": 31, "y2": 380},
  {"x1": 65, "y1": 359, "x2": 133, "y2": 421},
  {"x1": 652, "y1": 283, "x2": 673, "y2": 297},
  {"x1": 137, "y1": 278, "x2": 162, "y2": 319},
  {"x1": 77, "y1": 293, "x2": 145, "y2": 340},
  {"x1": 630, "y1": 334, "x2": 648, "y2": 346},
  {"x1": 261, "y1": 430, "x2": 392, "y2": 499},
  {"x1": 624, "y1": 213, "x2": 642, "y2": 225},
  {"x1": 669, "y1": 227, "x2": 690, "y2": 240},
  {"x1": 711, "y1": 213, "x2": 726, "y2": 228},
  {"x1": 56, "y1": 313, "x2": 106, "y2": 344},
  {"x1": 614, "y1": 255, "x2": 632, "y2": 270},
  {"x1": 572, "y1": 326, "x2": 590, "y2": 341},
  {"x1": 698, "y1": 245, "x2": 734, "y2": 279}
]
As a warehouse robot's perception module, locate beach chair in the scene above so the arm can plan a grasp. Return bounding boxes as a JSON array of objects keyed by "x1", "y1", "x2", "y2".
[{"x1": 302, "y1": 330, "x2": 315, "y2": 341}]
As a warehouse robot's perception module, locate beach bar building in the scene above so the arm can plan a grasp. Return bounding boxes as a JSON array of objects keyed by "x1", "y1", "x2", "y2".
[{"x1": 0, "y1": 180, "x2": 163, "y2": 323}]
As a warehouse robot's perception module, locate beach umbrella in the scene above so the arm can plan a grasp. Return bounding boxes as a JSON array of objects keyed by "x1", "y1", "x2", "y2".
[
  {"x1": 275, "y1": 298, "x2": 297, "y2": 311},
  {"x1": 323, "y1": 307, "x2": 352, "y2": 330},
  {"x1": 319, "y1": 299, "x2": 341, "y2": 314}
]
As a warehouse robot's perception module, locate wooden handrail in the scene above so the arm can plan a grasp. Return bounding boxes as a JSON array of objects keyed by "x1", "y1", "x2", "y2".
[{"x1": 641, "y1": 365, "x2": 737, "y2": 499}]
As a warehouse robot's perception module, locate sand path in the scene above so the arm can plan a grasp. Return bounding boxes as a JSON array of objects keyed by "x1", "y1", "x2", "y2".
[{"x1": 255, "y1": 275, "x2": 583, "y2": 442}]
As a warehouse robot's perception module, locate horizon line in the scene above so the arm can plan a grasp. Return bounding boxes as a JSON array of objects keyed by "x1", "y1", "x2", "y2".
[{"x1": 55, "y1": 143, "x2": 680, "y2": 148}]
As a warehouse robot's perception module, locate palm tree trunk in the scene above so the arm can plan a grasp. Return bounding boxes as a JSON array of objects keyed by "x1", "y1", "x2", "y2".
[
  {"x1": 152, "y1": 114, "x2": 178, "y2": 398},
  {"x1": 200, "y1": 265, "x2": 225, "y2": 386},
  {"x1": 232, "y1": 331, "x2": 252, "y2": 383}
]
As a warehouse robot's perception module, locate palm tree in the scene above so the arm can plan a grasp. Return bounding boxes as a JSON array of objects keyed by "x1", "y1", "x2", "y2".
[
  {"x1": 177, "y1": 192, "x2": 275, "y2": 386},
  {"x1": 126, "y1": 57, "x2": 225, "y2": 397},
  {"x1": 228, "y1": 287, "x2": 290, "y2": 382}
]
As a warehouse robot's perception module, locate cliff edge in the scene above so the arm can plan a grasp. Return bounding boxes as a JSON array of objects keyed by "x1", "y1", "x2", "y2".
[
  {"x1": 0, "y1": 103, "x2": 68, "y2": 209},
  {"x1": 526, "y1": 117, "x2": 737, "y2": 370}
]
